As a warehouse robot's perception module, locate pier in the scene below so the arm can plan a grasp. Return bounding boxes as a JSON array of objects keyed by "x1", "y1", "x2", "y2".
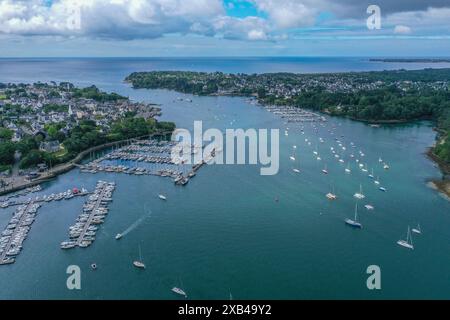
[
  {"x1": 0, "y1": 201, "x2": 40, "y2": 265},
  {"x1": 61, "y1": 181, "x2": 115, "y2": 249},
  {"x1": 264, "y1": 106, "x2": 326, "y2": 122},
  {"x1": 1, "y1": 187, "x2": 89, "y2": 209},
  {"x1": 78, "y1": 138, "x2": 208, "y2": 186}
]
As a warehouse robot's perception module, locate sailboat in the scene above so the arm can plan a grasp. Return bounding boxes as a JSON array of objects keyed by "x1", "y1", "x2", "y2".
[
  {"x1": 172, "y1": 287, "x2": 187, "y2": 298},
  {"x1": 412, "y1": 224, "x2": 422, "y2": 235},
  {"x1": 289, "y1": 147, "x2": 296, "y2": 161},
  {"x1": 368, "y1": 169, "x2": 374, "y2": 179},
  {"x1": 345, "y1": 203, "x2": 362, "y2": 228},
  {"x1": 115, "y1": 233, "x2": 122, "y2": 240},
  {"x1": 133, "y1": 245, "x2": 146, "y2": 269},
  {"x1": 397, "y1": 227, "x2": 414, "y2": 250},
  {"x1": 326, "y1": 186, "x2": 337, "y2": 200},
  {"x1": 374, "y1": 176, "x2": 380, "y2": 185},
  {"x1": 322, "y1": 164, "x2": 328, "y2": 174},
  {"x1": 158, "y1": 194, "x2": 167, "y2": 200},
  {"x1": 292, "y1": 153, "x2": 300, "y2": 173},
  {"x1": 345, "y1": 163, "x2": 351, "y2": 174},
  {"x1": 353, "y1": 184, "x2": 365, "y2": 199}
]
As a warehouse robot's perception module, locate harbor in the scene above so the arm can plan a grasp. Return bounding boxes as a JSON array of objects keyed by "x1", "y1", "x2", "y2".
[
  {"x1": 0, "y1": 186, "x2": 89, "y2": 208},
  {"x1": 0, "y1": 201, "x2": 40, "y2": 265},
  {"x1": 78, "y1": 139, "x2": 207, "y2": 186},
  {"x1": 0, "y1": 186, "x2": 90, "y2": 265},
  {"x1": 264, "y1": 106, "x2": 327, "y2": 122},
  {"x1": 61, "y1": 181, "x2": 116, "y2": 249}
]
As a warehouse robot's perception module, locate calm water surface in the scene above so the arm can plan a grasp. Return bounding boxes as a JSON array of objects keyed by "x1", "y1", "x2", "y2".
[{"x1": 0, "y1": 58, "x2": 449, "y2": 299}]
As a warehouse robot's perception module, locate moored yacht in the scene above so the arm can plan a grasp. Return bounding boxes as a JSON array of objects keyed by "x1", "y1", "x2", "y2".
[
  {"x1": 345, "y1": 203, "x2": 362, "y2": 229},
  {"x1": 412, "y1": 224, "x2": 422, "y2": 235},
  {"x1": 353, "y1": 184, "x2": 365, "y2": 199},
  {"x1": 397, "y1": 226, "x2": 414, "y2": 250},
  {"x1": 171, "y1": 287, "x2": 187, "y2": 298}
]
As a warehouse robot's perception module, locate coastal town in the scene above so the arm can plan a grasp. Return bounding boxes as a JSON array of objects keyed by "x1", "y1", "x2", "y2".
[{"x1": 0, "y1": 82, "x2": 173, "y2": 194}]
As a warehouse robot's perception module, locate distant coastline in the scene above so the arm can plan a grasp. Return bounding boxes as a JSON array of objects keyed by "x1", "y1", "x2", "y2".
[{"x1": 370, "y1": 58, "x2": 450, "y2": 63}]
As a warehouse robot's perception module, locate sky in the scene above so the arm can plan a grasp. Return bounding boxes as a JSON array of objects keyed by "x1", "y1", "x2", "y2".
[{"x1": 0, "y1": 0, "x2": 450, "y2": 57}]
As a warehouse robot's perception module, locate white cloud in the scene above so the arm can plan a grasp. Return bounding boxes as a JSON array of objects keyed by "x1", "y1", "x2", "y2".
[
  {"x1": 394, "y1": 25, "x2": 411, "y2": 34},
  {"x1": 212, "y1": 15, "x2": 269, "y2": 40},
  {"x1": 0, "y1": 0, "x2": 449, "y2": 42},
  {"x1": 0, "y1": 0, "x2": 226, "y2": 38},
  {"x1": 253, "y1": 0, "x2": 319, "y2": 29}
]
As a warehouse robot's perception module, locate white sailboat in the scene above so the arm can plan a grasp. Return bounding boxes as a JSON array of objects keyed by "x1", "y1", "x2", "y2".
[
  {"x1": 412, "y1": 224, "x2": 422, "y2": 235},
  {"x1": 345, "y1": 203, "x2": 362, "y2": 228},
  {"x1": 133, "y1": 244, "x2": 146, "y2": 269},
  {"x1": 345, "y1": 163, "x2": 351, "y2": 174},
  {"x1": 374, "y1": 176, "x2": 380, "y2": 185},
  {"x1": 322, "y1": 164, "x2": 328, "y2": 174},
  {"x1": 289, "y1": 146, "x2": 296, "y2": 161},
  {"x1": 172, "y1": 287, "x2": 187, "y2": 298},
  {"x1": 292, "y1": 154, "x2": 300, "y2": 173},
  {"x1": 368, "y1": 169, "x2": 374, "y2": 179},
  {"x1": 326, "y1": 187, "x2": 337, "y2": 200},
  {"x1": 158, "y1": 194, "x2": 167, "y2": 200},
  {"x1": 397, "y1": 226, "x2": 414, "y2": 250},
  {"x1": 353, "y1": 184, "x2": 365, "y2": 199}
]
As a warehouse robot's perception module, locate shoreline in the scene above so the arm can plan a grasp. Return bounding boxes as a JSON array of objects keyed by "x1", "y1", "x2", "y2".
[
  {"x1": 426, "y1": 148, "x2": 450, "y2": 199},
  {"x1": 0, "y1": 131, "x2": 173, "y2": 197}
]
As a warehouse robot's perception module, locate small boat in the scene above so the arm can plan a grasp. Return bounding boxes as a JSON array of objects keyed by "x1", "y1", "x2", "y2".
[
  {"x1": 326, "y1": 192, "x2": 337, "y2": 200},
  {"x1": 368, "y1": 169, "x2": 374, "y2": 179},
  {"x1": 158, "y1": 194, "x2": 167, "y2": 200},
  {"x1": 91, "y1": 263, "x2": 97, "y2": 270},
  {"x1": 364, "y1": 204, "x2": 374, "y2": 211},
  {"x1": 171, "y1": 287, "x2": 187, "y2": 298},
  {"x1": 345, "y1": 163, "x2": 351, "y2": 174},
  {"x1": 345, "y1": 203, "x2": 362, "y2": 229},
  {"x1": 397, "y1": 226, "x2": 414, "y2": 250},
  {"x1": 353, "y1": 184, "x2": 365, "y2": 199},
  {"x1": 115, "y1": 233, "x2": 122, "y2": 240},
  {"x1": 379, "y1": 186, "x2": 387, "y2": 192},
  {"x1": 412, "y1": 224, "x2": 421, "y2": 235},
  {"x1": 290, "y1": 148, "x2": 296, "y2": 161},
  {"x1": 133, "y1": 261, "x2": 146, "y2": 269},
  {"x1": 322, "y1": 165, "x2": 328, "y2": 174},
  {"x1": 133, "y1": 245, "x2": 146, "y2": 269},
  {"x1": 292, "y1": 168, "x2": 300, "y2": 173},
  {"x1": 374, "y1": 177, "x2": 380, "y2": 185},
  {"x1": 383, "y1": 163, "x2": 390, "y2": 170}
]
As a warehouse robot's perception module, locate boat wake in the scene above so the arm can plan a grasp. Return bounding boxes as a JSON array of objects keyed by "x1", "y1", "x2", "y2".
[{"x1": 119, "y1": 211, "x2": 152, "y2": 238}]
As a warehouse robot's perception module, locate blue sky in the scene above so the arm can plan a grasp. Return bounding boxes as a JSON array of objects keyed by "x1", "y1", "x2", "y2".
[{"x1": 0, "y1": 0, "x2": 450, "y2": 57}]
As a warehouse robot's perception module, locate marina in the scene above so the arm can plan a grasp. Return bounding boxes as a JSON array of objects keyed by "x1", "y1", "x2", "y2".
[
  {"x1": 61, "y1": 181, "x2": 116, "y2": 249},
  {"x1": 1, "y1": 187, "x2": 89, "y2": 208},
  {"x1": 78, "y1": 139, "x2": 209, "y2": 186},
  {"x1": 264, "y1": 106, "x2": 326, "y2": 123},
  {"x1": 0, "y1": 201, "x2": 40, "y2": 265}
]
